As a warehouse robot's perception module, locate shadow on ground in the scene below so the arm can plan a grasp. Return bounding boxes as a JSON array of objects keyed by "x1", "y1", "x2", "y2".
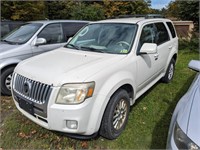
[{"x1": 150, "y1": 74, "x2": 195, "y2": 149}]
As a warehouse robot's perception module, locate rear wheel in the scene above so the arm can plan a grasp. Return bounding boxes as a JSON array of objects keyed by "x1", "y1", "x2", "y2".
[
  {"x1": 100, "y1": 89, "x2": 130, "y2": 140},
  {"x1": 1, "y1": 67, "x2": 15, "y2": 96},
  {"x1": 162, "y1": 58, "x2": 175, "y2": 83}
]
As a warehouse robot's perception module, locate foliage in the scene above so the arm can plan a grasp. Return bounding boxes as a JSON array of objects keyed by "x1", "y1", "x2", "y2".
[
  {"x1": 179, "y1": 33, "x2": 199, "y2": 52},
  {"x1": 1, "y1": 1, "x2": 46, "y2": 21},
  {"x1": 102, "y1": 0, "x2": 151, "y2": 18},
  {"x1": 45, "y1": 1, "x2": 75, "y2": 20},
  {"x1": 70, "y1": 2, "x2": 105, "y2": 21},
  {"x1": 1, "y1": 0, "x2": 151, "y2": 21}
]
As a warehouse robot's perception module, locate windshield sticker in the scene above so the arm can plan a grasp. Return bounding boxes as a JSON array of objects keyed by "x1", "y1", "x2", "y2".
[{"x1": 120, "y1": 49, "x2": 128, "y2": 53}]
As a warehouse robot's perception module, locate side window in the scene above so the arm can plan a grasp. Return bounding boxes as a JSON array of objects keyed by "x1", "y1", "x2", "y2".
[
  {"x1": 1, "y1": 24, "x2": 10, "y2": 37},
  {"x1": 166, "y1": 22, "x2": 176, "y2": 38},
  {"x1": 155, "y1": 23, "x2": 170, "y2": 45},
  {"x1": 62, "y1": 23, "x2": 86, "y2": 41},
  {"x1": 138, "y1": 23, "x2": 156, "y2": 50},
  {"x1": 38, "y1": 23, "x2": 64, "y2": 44}
]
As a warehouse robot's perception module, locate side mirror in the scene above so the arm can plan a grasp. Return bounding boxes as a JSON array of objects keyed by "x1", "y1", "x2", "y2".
[
  {"x1": 139, "y1": 43, "x2": 157, "y2": 54},
  {"x1": 35, "y1": 38, "x2": 46, "y2": 46},
  {"x1": 188, "y1": 60, "x2": 200, "y2": 72}
]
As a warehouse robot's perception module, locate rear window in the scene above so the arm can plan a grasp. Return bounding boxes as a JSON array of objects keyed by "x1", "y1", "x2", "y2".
[{"x1": 166, "y1": 22, "x2": 176, "y2": 38}]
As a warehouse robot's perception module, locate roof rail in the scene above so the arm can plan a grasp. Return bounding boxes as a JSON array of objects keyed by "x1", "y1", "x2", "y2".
[{"x1": 116, "y1": 14, "x2": 165, "y2": 19}]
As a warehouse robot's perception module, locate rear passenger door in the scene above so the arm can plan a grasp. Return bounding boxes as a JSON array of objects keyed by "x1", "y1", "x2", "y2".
[
  {"x1": 154, "y1": 22, "x2": 171, "y2": 72},
  {"x1": 32, "y1": 23, "x2": 65, "y2": 56},
  {"x1": 62, "y1": 22, "x2": 86, "y2": 41}
]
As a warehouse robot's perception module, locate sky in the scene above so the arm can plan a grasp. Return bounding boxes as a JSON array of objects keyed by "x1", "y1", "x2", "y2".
[{"x1": 151, "y1": 0, "x2": 174, "y2": 10}]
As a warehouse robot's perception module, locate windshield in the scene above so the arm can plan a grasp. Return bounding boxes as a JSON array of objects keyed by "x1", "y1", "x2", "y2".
[
  {"x1": 2, "y1": 23, "x2": 43, "y2": 44},
  {"x1": 65, "y1": 23, "x2": 137, "y2": 54}
]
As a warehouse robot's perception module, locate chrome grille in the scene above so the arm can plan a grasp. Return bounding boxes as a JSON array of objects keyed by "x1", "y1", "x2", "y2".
[{"x1": 13, "y1": 74, "x2": 52, "y2": 104}]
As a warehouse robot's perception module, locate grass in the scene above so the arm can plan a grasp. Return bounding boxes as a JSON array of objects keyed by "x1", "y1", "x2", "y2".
[{"x1": 0, "y1": 49, "x2": 199, "y2": 149}]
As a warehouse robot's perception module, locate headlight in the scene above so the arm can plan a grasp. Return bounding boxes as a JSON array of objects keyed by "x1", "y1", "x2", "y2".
[
  {"x1": 56, "y1": 82, "x2": 95, "y2": 104},
  {"x1": 174, "y1": 122, "x2": 199, "y2": 149}
]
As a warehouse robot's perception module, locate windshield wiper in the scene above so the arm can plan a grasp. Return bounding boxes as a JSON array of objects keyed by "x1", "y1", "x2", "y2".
[
  {"x1": 80, "y1": 46, "x2": 105, "y2": 53},
  {"x1": 1, "y1": 39, "x2": 17, "y2": 44},
  {"x1": 66, "y1": 44, "x2": 80, "y2": 50}
]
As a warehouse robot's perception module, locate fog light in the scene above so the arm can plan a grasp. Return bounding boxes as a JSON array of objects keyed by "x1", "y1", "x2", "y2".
[{"x1": 66, "y1": 120, "x2": 78, "y2": 129}]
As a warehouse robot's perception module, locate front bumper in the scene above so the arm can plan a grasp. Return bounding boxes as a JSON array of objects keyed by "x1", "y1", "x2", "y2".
[
  {"x1": 166, "y1": 124, "x2": 178, "y2": 150},
  {"x1": 12, "y1": 87, "x2": 99, "y2": 136}
]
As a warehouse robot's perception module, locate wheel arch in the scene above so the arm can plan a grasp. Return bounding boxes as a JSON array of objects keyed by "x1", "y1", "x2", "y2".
[
  {"x1": 164, "y1": 52, "x2": 178, "y2": 73},
  {"x1": 1, "y1": 64, "x2": 17, "y2": 73},
  {"x1": 88, "y1": 79, "x2": 136, "y2": 134},
  {"x1": 110, "y1": 84, "x2": 134, "y2": 103},
  {"x1": 0, "y1": 59, "x2": 20, "y2": 72}
]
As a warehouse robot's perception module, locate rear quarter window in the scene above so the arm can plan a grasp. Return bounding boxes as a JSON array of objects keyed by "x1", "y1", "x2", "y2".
[{"x1": 166, "y1": 22, "x2": 176, "y2": 38}]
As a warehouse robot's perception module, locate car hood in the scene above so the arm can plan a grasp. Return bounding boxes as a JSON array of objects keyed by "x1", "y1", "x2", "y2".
[
  {"x1": 15, "y1": 47, "x2": 126, "y2": 86},
  {"x1": 177, "y1": 74, "x2": 200, "y2": 146}
]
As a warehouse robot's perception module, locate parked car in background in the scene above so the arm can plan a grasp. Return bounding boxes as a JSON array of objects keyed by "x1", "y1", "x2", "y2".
[
  {"x1": 11, "y1": 16, "x2": 178, "y2": 139},
  {"x1": 1, "y1": 20, "x2": 25, "y2": 38},
  {"x1": 167, "y1": 60, "x2": 200, "y2": 149},
  {"x1": 0, "y1": 20, "x2": 89, "y2": 95}
]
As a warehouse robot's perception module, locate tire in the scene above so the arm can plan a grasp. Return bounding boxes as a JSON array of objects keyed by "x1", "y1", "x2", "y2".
[
  {"x1": 162, "y1": 58, "x2": 175, "y2": 83},
  {"x1": 1, "y1": 67, "x2": 15, "y2": 96},
  {"x1": 100, "y1": 89, "x2": 130, "y2": 140}
]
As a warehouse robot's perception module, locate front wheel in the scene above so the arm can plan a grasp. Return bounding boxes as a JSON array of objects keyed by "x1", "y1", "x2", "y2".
[
  {"x1": 162, "y1": 58, "x2": 175, "y2": 83},
  {"x1": 100, "y1": 89, "x2": 130, "y2": 140},
  {"x1": 1, "y1": 67, "x2": 15, "y2": 96}
]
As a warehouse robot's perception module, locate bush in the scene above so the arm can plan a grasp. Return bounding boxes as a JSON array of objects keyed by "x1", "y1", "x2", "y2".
[{"x1": 179, "y1": 33, "x2": 199, "y2": 52}]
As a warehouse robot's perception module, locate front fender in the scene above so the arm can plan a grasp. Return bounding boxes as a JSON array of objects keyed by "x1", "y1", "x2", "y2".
[
  {"x1": 0, "y1": 58, "x2": 21, "y2": 70},
  {"x1": 86, "y1": 70, "x2": 136, "y2": 133}
]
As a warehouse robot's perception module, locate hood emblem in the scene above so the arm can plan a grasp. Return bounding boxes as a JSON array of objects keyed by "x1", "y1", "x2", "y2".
[{"x1": 23, "y1": 80, "x2": 31, "y2": 95}]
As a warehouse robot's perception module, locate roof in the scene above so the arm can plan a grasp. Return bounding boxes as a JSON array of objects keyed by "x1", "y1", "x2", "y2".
[
  {"x1": 96, "y1": 17, "x2": 172, "y2": 24},
  {"x1": 28, "y1": 20, "x2": 89, "y2": 25}
]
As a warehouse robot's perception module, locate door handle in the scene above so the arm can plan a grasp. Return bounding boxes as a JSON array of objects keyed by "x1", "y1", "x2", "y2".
[
  {"x1": 154, "y1": 53, "x2": 159, "y2": 60},
  {"x1": 169, "y1": 46, "x2": 173, "y2": 49}
]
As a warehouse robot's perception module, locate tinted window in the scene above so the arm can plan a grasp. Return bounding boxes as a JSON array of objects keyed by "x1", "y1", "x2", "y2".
[
  {"x1": 155, "y1": 23, "x2": 170, "y2": 45},
  {"x1": 62, "y1": 22, "x2": 87, "y2": 41},
  {"x1": 138, "y1": 23, "x2": 156, "y2": 50},
  {"x1": 38, "y1": 23, "x2": 64, "y2": 44},
  {"x1": 166, "y1": 22, "x2": 176, "y2": 38}
]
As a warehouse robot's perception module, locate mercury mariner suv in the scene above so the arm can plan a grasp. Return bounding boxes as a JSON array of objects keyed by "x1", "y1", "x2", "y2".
[{"x1": 11, "y1": 16, "x2": 178, "y2": 140}]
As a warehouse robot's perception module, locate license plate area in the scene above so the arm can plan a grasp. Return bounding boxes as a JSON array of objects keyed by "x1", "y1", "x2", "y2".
[{"x1": 18, "y1": 98, "x2": 34, "y2": 115}]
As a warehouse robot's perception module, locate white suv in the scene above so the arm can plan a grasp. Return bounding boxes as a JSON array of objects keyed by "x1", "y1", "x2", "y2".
[{"x1": 11, "y1": 17, "x2": 178, "y2": 140}]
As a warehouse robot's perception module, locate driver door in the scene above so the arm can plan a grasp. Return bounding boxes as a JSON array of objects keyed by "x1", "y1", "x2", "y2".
[
  {"x1": 136, "y1": 23, "x2": 162, "y2": 92},
  {"x1": 31, "y1": 23, "x2": 65, "y2": 56}
]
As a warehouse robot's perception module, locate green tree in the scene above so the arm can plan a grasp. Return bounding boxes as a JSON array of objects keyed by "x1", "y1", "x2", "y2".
[
  {"x1": 1, "y1": 1, "x2": 14, "y2": 20},
  {"x1": 1, "y1": 0, "x2": 152, "y2": 21},
  {"x1": 45, "y1": 1, "x2": 75, "y2": 19},
  {"x1": 102, "y1": 0, "x2": 151, "y2": 18},
  {"x1": 1, "y1": 1, "x2": 46, "y2": 21},
  {"x1": 70, "y1": 2, "x2": 105, "y2": 21}
]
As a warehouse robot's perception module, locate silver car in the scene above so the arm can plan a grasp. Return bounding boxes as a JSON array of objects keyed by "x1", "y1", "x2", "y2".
[
  {"x1": 167, "y1": 60, "x2": 200, "y2": 149},
  {"x1": 0, "y1": 20, "x2": 88, "y2": 95}
]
